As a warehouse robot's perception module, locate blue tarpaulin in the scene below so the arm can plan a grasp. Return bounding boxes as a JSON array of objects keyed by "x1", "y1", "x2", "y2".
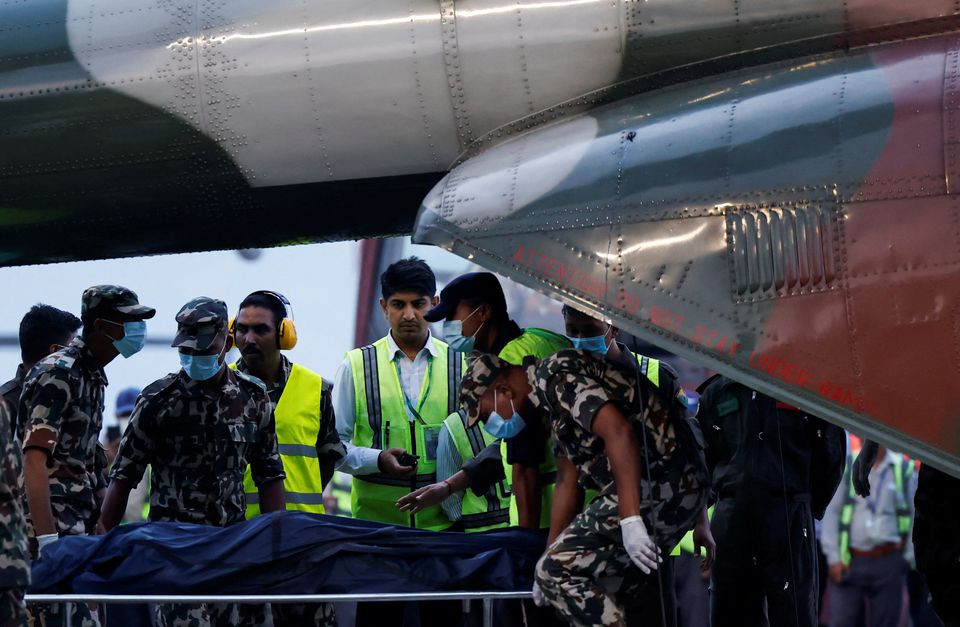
[{"x1": 29, "y1": 512, "x2": 545, "y2": 595}]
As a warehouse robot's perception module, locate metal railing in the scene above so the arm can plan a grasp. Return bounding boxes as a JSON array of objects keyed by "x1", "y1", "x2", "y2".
[{"x1": 26, "y1": 590, "x2": 534, "y2": 627}]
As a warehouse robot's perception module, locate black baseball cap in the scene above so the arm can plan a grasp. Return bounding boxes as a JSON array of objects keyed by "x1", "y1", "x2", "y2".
[{"x1": 425, "y1": 272, "x2": 507, "y2": 322}]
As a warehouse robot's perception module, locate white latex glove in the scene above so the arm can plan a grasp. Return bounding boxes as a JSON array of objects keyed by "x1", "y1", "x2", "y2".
[
  {"x1": 532, "y1": 581, "x2": 546, "y2": 607},
  {"x1": 620, "y1": 515, "x2": 660, "y2": 574},
  {"x1": 36, "y1": 533, "x2": 58, "y2": 556}
]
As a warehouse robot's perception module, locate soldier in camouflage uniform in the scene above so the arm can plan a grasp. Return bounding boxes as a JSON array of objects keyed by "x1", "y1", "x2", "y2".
[
  {"x1": 1, "y1": 305, "x2": 81, "y2": 441},
  {"x1": 0, "y1": 398, "x2": 29, "y2": 627},
  {"x1": 20, "y1": 285, "x2": 155, "y2": 627},
  {"x1": 99, "y1": 297, "x2": 286, "y2": 627},
  {"x1": 459, "y1": 350, "x2": 709, "y2": 627}
]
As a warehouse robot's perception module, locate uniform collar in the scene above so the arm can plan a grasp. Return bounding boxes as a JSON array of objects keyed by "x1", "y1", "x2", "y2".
[
  {"x1": 386, "y1": 329, "x2": 438, "y2": 361},
  {"x1": 235, "y1": 354, "x2": 291, "y2": 394},
  {"x1": 72, "y1": 337, "x2": 108, "y2": 385},
  {"x1": 178, "y1": 364, "x2": 236, "y2": 398},
  {"x1": 13, "y1": 363, "x2": 26, "y2": 386}
]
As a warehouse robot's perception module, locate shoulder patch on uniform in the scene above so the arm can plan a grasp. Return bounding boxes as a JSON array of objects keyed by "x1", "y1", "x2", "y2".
[
  {"x1": 234, "y1": 369, "x2": 266, "y2": 391},
  {"x1": 0, "y1": 379, "x2": 16, "y2": 396},
  {"x1": 50, "y1": 349, "x2": 80, "y2": 372},
  {"x1": 716, "y1": 397, "x2": 739, "y2": 416},
  {"x1": 140, "y1": 373, "x2": 180, "y2": 400}
]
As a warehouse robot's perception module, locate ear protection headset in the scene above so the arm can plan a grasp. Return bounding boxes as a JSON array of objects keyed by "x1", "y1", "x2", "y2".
[{"x1": 229, "y1": 290, "x2": 298, "y2": 350}]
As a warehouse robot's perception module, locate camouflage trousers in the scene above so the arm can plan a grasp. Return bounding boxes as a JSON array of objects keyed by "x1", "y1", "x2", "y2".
[
  {"x1": 26, "y1": 601, "x2": 100, "y2": 627},
  {"x1": 535, "y1": 493, "x2": 700, "y2": 627},
  {"x1": 156, "y1": 603, "x2": 266, "y2": 627},
  {"x1": 272, "y1": 602, "x2": 337, "y2": 626},
  {"x1": 0, "y1": 588, "x2": 26, "y2": 627}
]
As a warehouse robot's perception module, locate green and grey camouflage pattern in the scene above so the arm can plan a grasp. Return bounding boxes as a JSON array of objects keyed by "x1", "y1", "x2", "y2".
[
  {"x1": 171, "y1": 297, "x2": 228, "y2": 350},
  {"x1": 459, "y1": 351, "x2": 509, "y2": 427},
  {"x1": 109, "y1": 368, "x2": 285, "y2": 527},
  {"x1": 536, "y1": 494, "x2": 672, "y2": 627},
  {"x1": 0, "y1": 399, "x2": 27, "y2": 627},
  {"x1": 155, "y1": 601, "x2": 265, "y2": 627},
  {"x1": 19, "y1": 337, "x2": 108, "y2": 536},
  {"x1": 533, "y1": 349, "x2": 708, "y2": 525},
  {"x1": 528, "y1": 350, "x2": 708, "y2": 625},
  {"x1": 80, "y1": 285, "x2": 155, "y2": 320}
]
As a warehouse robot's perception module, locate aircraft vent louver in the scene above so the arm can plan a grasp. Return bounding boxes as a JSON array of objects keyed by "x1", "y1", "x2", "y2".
[{"x1": 725, "y1": 204, "x2": 839, "y2": 301}]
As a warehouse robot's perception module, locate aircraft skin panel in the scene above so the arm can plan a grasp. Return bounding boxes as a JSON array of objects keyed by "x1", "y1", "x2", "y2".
[
  {"x1": 412, "y1": 33, "x2": 960, "y2": 475},
  {"x1": 3, "y1": 0, "x2": 960, "y2": 265}
]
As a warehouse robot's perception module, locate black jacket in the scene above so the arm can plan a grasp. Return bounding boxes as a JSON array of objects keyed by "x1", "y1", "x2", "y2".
[{"x1": 696, "y1": 375, "x2": 845, "y2": 519}]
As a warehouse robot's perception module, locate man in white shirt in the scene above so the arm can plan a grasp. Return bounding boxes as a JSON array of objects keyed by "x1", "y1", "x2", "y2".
[
  {"x1": 332, "y1": 256, "x2": 463, "y2": 626},
  {"x1": 822, "y1": 436, "x2": 917, "y2": 627}
]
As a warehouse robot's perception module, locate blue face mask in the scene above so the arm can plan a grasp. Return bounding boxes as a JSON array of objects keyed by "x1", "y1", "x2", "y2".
[
  {"x1": 179, "y1": 342, "x2": 227, "y2": 381},
  {"x1": 568, "y1": 325, "x2": 613, "y2": 356},
  {"x1": 483, "y1": 390, "x2": 526, "y2": 440},
  {"x1": 110, "y1": 320, "x2": 147, "y2": 358},
  {"x1": 442, "y1": 307, "x2": 484, "y2": 352}
]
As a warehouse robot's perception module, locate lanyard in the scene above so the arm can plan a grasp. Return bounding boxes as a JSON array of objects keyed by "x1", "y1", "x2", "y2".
[
  {"x1": 393, "y1": 355, "x2": 431, "y2": 425},
  {"x1": 866, "y1": 465, "x2": 892, "y2": 514}
]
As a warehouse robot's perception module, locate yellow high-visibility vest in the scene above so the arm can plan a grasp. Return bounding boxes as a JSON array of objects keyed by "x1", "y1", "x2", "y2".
[
  {"x1": 347, "y1": 336, "x2": 463, "y2": 530},
  {"x1": 234, "y1": 362, "x2": 327, "y2": 517}
]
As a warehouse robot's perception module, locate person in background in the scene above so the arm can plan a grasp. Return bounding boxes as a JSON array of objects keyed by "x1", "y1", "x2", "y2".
[
  {"x1": 230, "y1": 289, "x2": 344, "y2": 626},
  {"x1": 20, "y1": 285, "x2": 154, "y2": 627},
  {"x1": 426, "y1": 271, "x2": 569, "y2": 531},
  {"x1": 852, "y1": 439, "x2": 956, "y2": 627},
  {"x1": 697, "y1": 377, "x2": 845, "y2": 627},
  {"x1": 822, "y1": 435, "x2": 916, "y2": 627},
  {"x1": 103, "y1": 387, "x2": 139, "y2": 466},
  {"x1": 99, "y1": 297, "x2": 285, "y2": 627},
  {"x1": 322, "y1": 471, "x2": 353, "y2": 517},
  {"x1": 0, "y1": 398, "x2": 29, "y2": 627},
  {"x1": 1, "y1": 304, "x2": 81, "y2": 440},
  {"x1": 333, "y1": 257, "x2": 462, "y2": 627},
  {"x1": 101, "y1": 387, "x2": 148, "y2": 523}
]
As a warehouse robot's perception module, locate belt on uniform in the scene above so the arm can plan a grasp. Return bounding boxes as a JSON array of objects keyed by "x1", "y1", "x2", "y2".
[{"x1": 850, "y1": 542, "x2": 903, "y2": 558}]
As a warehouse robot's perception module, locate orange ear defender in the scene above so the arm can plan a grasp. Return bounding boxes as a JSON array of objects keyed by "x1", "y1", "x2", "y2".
[{"x1": 231, "y1": 291, "x2": 298, "y2": 350}]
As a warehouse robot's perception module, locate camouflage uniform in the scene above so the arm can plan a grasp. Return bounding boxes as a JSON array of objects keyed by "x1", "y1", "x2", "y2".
[
  {"x1": 461, "y1": 350, "x2": 709, "y2": 627},
  {"x1": 109, "y1": 297, "x2": 285, "y2": 627},
  {"x1": 20, "y1": 286, "x2": 155, "y2": 627},
  {"x1": 0, "y1": 399, "x2": 29, "y2": 627},
  {"x1": 0, "y1": 364, "x2": 26, "y2": 440}
]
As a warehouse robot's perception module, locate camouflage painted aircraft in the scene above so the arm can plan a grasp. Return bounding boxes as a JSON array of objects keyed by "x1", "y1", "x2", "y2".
[{"x1": 3, "y1": 1, "x2": 960, "y2": 471}]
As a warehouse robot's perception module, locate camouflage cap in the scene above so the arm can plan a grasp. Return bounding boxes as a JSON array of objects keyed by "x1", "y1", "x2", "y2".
[
  {"x1": 171, "y1": 297, "x2": 228, "y2": 350},
  {"x1": 81, "y1": 285, "x2": 155, "y2": 320},
  {"x1": 460, "y1": 352, "x2": 511, "y2": 427}
]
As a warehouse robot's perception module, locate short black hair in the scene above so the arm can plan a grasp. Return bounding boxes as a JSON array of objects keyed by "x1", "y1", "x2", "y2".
[
  {"x1": 238, "y1": 292, "x2": 287, "y2": 329},
  {"x1": 461, "y1": 297, "x2": 508, "y2": 324},
  {"x1": 20, "y1": 304, "x2": 82, "y2": 365},
  {"x1": 380, "y1": 257, "x2": 436, "y2": 300}
]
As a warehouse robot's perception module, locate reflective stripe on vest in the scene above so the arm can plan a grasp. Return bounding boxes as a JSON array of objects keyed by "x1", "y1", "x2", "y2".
[
  {"x1": 347, "y1": 336, "x2": 462, "y2": 530},
  {"x1": 498, "y1": 329, "x2": 570, "y2": 529},
  {"x1": 445, "y1": 409, "x2": 510, "y2": 532},
  {"x1": 838, "y1": 450, "x2": 913, "y2": 566},
  {"x1": 236, "y1": 363, "x2": 326, "y2": 517},
  {"x1": 638, "y1": 355, "x2": 660, "y2": 389}
]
